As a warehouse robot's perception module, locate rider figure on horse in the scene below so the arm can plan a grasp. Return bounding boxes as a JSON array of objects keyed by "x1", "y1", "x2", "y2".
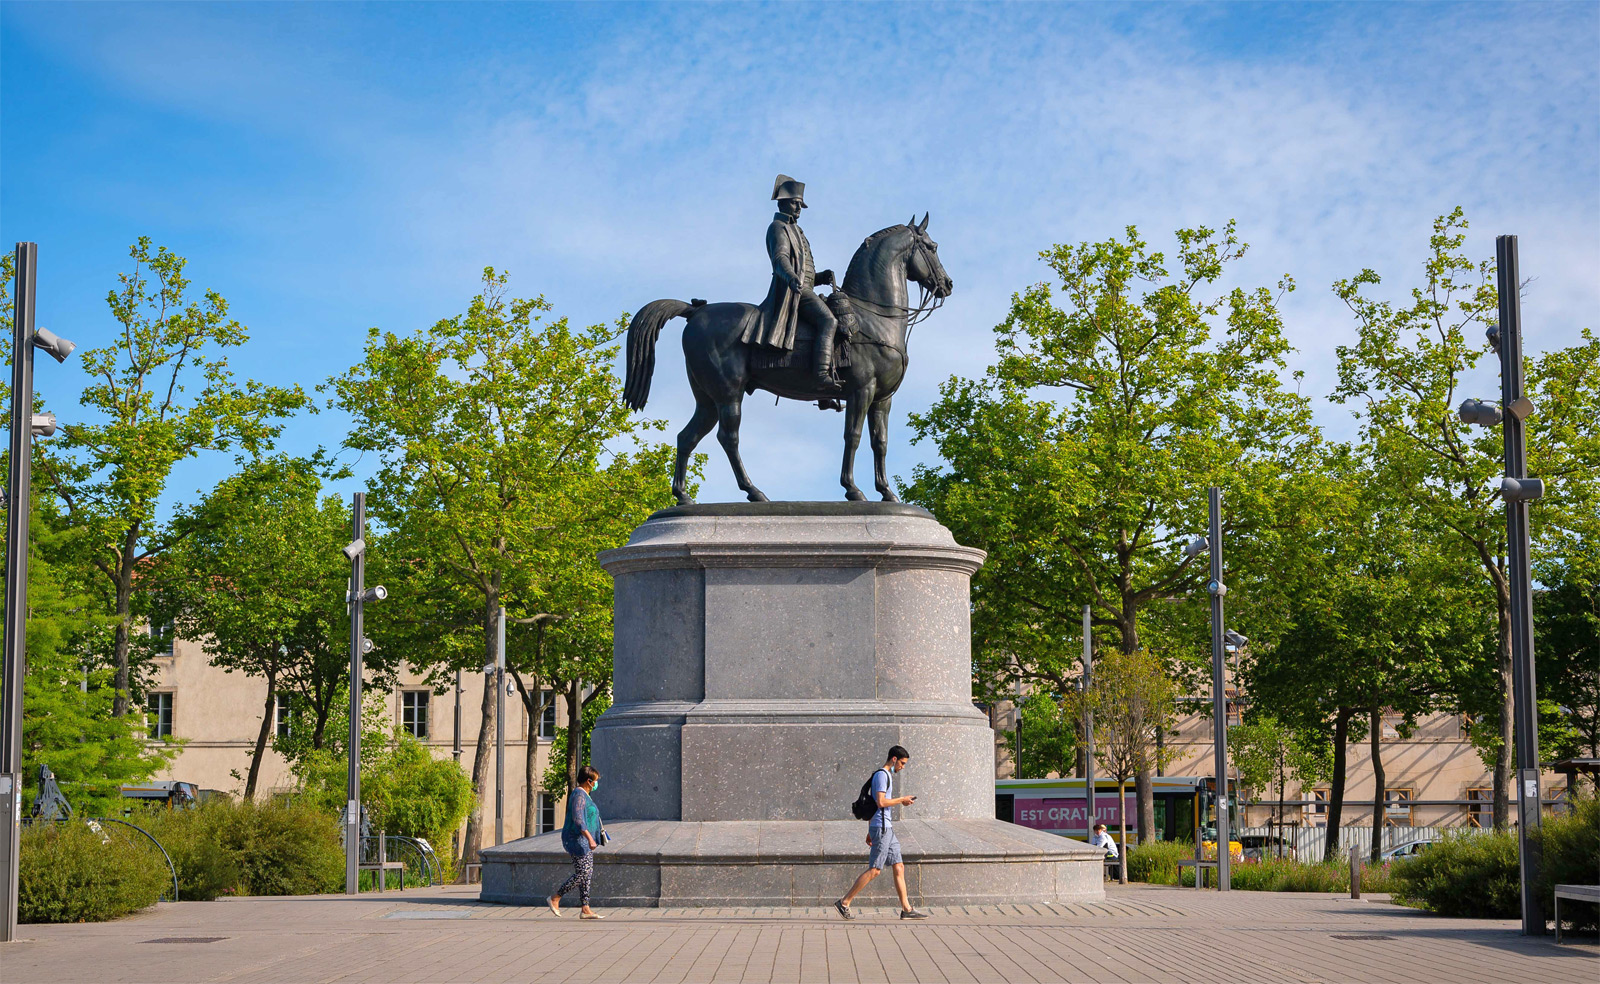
[{"x1": 742, "y1": 174, "x2": 842, "y2": 393}]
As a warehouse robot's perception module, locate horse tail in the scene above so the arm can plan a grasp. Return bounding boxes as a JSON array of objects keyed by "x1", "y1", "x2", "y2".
[{"x1": 624, "y1": 298, "x2": 698, "y2": 411}]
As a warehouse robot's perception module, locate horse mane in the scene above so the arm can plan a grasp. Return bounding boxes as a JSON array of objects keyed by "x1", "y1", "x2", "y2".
[{"x1": 842, "y1": 224, "x2": 912, "y2": 295}]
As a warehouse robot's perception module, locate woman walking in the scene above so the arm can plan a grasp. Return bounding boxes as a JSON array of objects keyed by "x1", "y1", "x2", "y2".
[{"x1": 547, "y1": 766, "x2": 605, "y2": 919}]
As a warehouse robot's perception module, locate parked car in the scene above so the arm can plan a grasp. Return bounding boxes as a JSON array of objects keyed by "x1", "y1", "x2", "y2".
[
  {"x1": 1238, "y1": 834, "x2": 1296, "y2": 861},
  {"x1": 1379, "y1": 840, "x2": 1434, "y2": 861}
]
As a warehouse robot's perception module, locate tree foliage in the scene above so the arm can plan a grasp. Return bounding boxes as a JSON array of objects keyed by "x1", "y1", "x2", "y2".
[
  {"x1": 39, "y1": 239, "x2": 307, "y2": 716},
  {"x1": 328, "y1": 268, "x2": 675, "y2": 861}
]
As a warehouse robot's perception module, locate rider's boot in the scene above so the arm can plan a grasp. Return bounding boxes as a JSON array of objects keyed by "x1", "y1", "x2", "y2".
[{"x1": 814, "y1": 323, "x2": 842, "y2": 392}]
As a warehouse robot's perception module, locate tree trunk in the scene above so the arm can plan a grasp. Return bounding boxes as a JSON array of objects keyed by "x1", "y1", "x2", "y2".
[
  {"x1": 244, "y1": 671, "x2": 277, "y2": 801},
  {"x1": 110, "y1": 525, "x2": 140, "y2": 717},
  {"x1": 1276, "y1": 765, "x2": 1287, "y2": 860},
  {"x1": 565, "y1": 677, "x2": 583, "y2": 792},
  {"x1": 508, "y1": 667, "x2": 543, "y2": 839},
  {"x1": 1368, "y1": 707, "x2": 1386, "y2": 864},
  {"x1": 1134, "y1": 765, "x2": 1154, "y2": 845},
  {"x1": 1117, "y1": 778, "x2": 1129, "y2": 884},
  {"x1": 460, "y1": 597, "x2": 500, "y2": 865},
  {"x1": 1324, "y1": 707, "x2": 1351, "y2": 861}
]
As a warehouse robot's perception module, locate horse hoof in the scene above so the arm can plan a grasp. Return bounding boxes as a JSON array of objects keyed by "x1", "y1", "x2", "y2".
[
  {"x1": 879, "y1": 491, "x2": 902, "y2": 503},
  {"x1": 675, "y1": 496, "x2": 695, "y2": 506},
  {"x1": 746, "y1": 490, "x2": 769, "y2": 503},
  {"x1": 845, "y1": 489, "x2": 868, "y2": 502}
]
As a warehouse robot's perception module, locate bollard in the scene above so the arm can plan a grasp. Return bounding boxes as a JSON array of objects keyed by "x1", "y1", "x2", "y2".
[{"x1": 1349, "y1": 845, "x2": 1361, "y2": 900}]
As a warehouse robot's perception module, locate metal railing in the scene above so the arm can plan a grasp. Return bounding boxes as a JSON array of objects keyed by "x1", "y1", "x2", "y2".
[{"x1": 22, "y1": 817, "x2": 181, "y2": 901}]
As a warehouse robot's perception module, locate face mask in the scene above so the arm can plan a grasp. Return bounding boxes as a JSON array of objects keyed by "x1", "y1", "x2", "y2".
[{"x1": 590, "y1": 780, "x2": 600, "y2": 793}]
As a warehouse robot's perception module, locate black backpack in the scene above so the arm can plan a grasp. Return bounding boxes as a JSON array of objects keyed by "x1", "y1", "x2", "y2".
[{"x1": 851, "y1": 768, "x2": 889, "y2": 821}]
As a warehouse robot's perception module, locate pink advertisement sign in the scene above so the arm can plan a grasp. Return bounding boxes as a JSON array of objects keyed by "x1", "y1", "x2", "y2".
[{"x1": 1013, "y1": 794, "x2": 1138, "y2": 835}]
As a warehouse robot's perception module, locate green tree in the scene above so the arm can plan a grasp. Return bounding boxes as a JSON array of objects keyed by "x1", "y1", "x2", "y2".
[
  {"x1": 1249, "y1": 463, "x2": 1480, "y2": 861},
  {"x1": 149, "y1": 457, "x2": 358, "y2": 799},
  {"x1": 1001, "y1": 691, "x2": 1079, "y2": 780},
  {"x1": 1229, "y1": 714, "x2": 1330, "y2": 858},
  {"x1": 1072, "y1": 648, "x2": 1177, "y2": 876},
  {"x1": 1332, "y1": 210, "x2": 1600, "y2": 828},
  {"x1": 1534, "y1": 557, "x2": 1599, "y2": 770},
  {"x1": 329, "y1": 269, "x2": 674, "y2": 863},
  {"x1": 38, "y1": 240, "x2": 307, "y2": 716},
  {"x1": 906, "y1": 223, "x2": 1325, "y2": 841}
]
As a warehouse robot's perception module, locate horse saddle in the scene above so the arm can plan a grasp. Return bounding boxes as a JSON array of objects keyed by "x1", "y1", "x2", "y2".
[{"x1": 746, "y1": 291, "x2": 856, "y2": 372}]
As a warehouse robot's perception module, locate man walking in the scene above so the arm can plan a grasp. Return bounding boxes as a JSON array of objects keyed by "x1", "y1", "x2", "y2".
[{"x1": 836, "y1": 745, "x2": 928, "y2": 919}]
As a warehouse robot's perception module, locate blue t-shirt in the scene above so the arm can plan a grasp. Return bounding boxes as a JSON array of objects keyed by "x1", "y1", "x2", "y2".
[{"x1": 869, "y1": 768, "x2": 894, "y2": 829}]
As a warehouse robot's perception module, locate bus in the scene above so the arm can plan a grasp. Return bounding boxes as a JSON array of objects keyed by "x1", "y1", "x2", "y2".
[{"x1": 995, "y1": 775, "x2": 1240, "y2": 843}]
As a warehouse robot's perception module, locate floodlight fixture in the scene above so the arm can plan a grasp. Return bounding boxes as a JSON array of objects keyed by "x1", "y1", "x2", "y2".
[
  {"x1": 1183, "y1": 536, "x2": 1209, "y2": 560},
  {"x1": 1207, "y1": 579, "x2": 1227, "y2": 598},
  {"x1": 1458, "y1": 399, "x2": 1502, "y2": 427},
  {"x1": 1224, "y1": 629, "x2": 1248, "y2": 649},
  {"x1": 357, "y1": 584, "x2": 387, "y2": 603},
  {"x1": 1485, "y1": 323, "x2": 1501, "y2": 356},
  {"x1": 361, "y1": 637, "x2": 375, "y2": 654},
  {"x1": 29, "y1": 413, "x2": 56, "y2": 437},
  {"x1": 342, "y1": 537, "x2": 366, "y2": 561},
  {"x1": 1500, "y1": 477, "x2": 1544, "y2": 502},
  {"x1": 1506, "y1": 396, "x2": 1534, "y2": 421},
  {"x1": 31, "y1": 327, "x2": 76, "y2": 363}
]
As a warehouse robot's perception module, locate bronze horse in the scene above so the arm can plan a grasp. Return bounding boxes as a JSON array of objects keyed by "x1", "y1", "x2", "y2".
[{"x1": 624, "y1": 215, "x2": 953, "y2": 504}]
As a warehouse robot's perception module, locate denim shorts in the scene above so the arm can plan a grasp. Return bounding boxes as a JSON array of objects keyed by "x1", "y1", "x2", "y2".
[{"x1": 868, "y1": 825, "x2": 902, "y2": 870}]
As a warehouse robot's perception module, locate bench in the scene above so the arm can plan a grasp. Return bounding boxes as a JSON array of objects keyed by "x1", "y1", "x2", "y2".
[
  {"x1": 357, "y1": 830, "x2": 406, "y2": 892},
  {"x1": 1102, "y1": 856, "x2": 1124, "y2": 880},
  {"x1": 462, "y1": 862, "x2": 483, "y2": 885},
  {"x1": 1554, "y1": 884, "x2": 1600, "y2": 944},
  {"x1": 1176, "y1": 858, "x2": 1219, "y2": 889}
]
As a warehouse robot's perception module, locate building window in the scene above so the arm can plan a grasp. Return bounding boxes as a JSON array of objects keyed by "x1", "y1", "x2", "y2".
[
  {"x1": 401, "y1": 690, "x2": 429, "y2": 739},
  {"x1": 1466, "y1": 787, "x2": 1492, "y2": 828},
  {"x1": 1225, "y1": 700, "x2": 1245, "y2": 728},
  {"x1": 1307, "y1": 788, "x2": 1329, "y2": 826},
  {"x1": 1380, "y1": 712, "x2": 1403, "y2": 741},
  {"x1": 275, "y1": 693, "x2": 293, "y2": 739},
  {"x1": 146, "y1": 692, "x2": 174, "y2": 740},
  {"x1": 537, "y1": 793, "x2": 557, "y2": 834},
  {"x1": 538, "y1": 690, "x2": 558, "y2": 740},
  {"x1": 150, "y1": 619, "x2": 175, "y2": 657},
  {"x1": 1383, "y1": 787, "x2": 1413, "y2": 826}
]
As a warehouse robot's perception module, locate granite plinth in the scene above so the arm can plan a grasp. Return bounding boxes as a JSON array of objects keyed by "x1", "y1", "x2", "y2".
[
  {"x1": 480, "y1": 503, "x2": 1106, "y2": 905},
  {"x1": 478, "y1": 819, "x2": 1107, "y2": 906}
]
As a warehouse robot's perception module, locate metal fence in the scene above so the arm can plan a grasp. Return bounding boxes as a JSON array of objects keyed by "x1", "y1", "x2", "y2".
[{"x1": 1231, "y1": 824, "x2": 1478, "y2": 863}]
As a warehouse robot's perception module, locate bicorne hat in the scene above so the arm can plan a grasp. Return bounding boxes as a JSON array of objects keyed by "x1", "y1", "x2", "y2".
[{"x1": 772, "y1": 174, "x2": 807, "y2": 207}]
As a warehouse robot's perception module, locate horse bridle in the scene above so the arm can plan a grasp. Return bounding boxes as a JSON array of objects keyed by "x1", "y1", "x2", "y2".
[{"x1": 837, "y1": 234, "x2": 946, "y2": 341}]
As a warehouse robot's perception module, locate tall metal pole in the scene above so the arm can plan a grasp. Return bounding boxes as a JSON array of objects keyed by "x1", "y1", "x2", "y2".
[
  {"x1": 1496, "y1": 235, "x2": 1543, "y2": 935},
  {"x1": 495, "y1": 606, "x2": 505, "y2": 847},
  {"x1": 1081, "y1": 605, "x2": 1095, "y2": 839},
  {"x1": 1, "y1": 243, "x2": 38, "y2": 942},
  {"x1": 344, "y1": 492, "x2": 365, "y2": 895},
  {"x1": 1208, "y1": 487, "x2": 1231, "y2": 891}
]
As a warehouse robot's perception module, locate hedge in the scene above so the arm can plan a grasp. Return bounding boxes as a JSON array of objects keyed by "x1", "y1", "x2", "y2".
[{"x1": 19, "y1": 822, "x2": 167, "y2": 923}]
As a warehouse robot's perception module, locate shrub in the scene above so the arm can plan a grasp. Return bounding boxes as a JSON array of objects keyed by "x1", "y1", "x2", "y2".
[
  {"x1": 19, "y1": 821, "x2": 167, "y2": 923},
  {"x1": 1389, "y1": 829, "x2": 1521, "y2": 918},
  {"x1": 1536, "y1": 796, "x2": 1599, "y2": 932},
  {"x1": 1126, "y1": 840, "x2": 1191, "y2": 884},
  {"x1": 214, "y1": 798, "x2": 344, "y2": 896},
  {"x1": 138, "y1": 804, "x2": 241, "y2": 901}
]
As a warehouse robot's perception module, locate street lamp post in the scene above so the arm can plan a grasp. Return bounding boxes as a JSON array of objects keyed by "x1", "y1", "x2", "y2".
[
  {"x1": 342, "y1": 494, "x2": 384, "y2": 895},
  {"x1": 1, "y1": 243, "x2": 75, "y2": 943},
  {"x1": 1461, "y1": 235, "x2": 1544, "y2": 935},
  {"x1": 1206, "y1": 487, "x2": 1231, "y2": 891},
  {"x1": 1081, "y1": 605, "x2": 1095, "y2": 839},
  {"x1": 495, "y1": 606, "x2": 506, "y2": 848}
]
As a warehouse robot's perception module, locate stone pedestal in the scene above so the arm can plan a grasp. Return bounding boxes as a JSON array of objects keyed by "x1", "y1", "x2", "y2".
[{"x1": 480, "y1": 502, "x2": 1104, "y2": 906}]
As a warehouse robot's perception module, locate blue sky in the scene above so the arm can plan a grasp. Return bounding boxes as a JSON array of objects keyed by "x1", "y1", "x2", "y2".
[{"x1": 2, "y1": 2, "x2": 1596, "y2": 509}]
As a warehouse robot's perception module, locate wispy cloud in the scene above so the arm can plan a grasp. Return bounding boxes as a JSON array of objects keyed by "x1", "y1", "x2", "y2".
[{"x1": 4, "y1": 2, "x2": 1594, "y2": 504}]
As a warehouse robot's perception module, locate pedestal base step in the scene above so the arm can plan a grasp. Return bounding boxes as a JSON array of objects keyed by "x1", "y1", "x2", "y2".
[{"x1": 479, "y1": 819, "x2": 1107, "y2": 907}]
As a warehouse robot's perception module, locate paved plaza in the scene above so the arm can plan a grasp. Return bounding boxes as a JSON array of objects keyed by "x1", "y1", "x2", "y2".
[{"x1": 5, "y1": 883, "x2": 1594, "y2": 984}]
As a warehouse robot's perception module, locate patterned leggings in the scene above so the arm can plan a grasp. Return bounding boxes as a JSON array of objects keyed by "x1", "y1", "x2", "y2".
[{"x1": 554, "y1": 851, "x2": 593, "y2": 906}]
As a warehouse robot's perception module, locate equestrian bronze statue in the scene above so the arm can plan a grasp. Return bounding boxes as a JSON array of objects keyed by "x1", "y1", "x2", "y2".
[{"x1": 623, "y1": 176, "x2": 953, "y2": 504}]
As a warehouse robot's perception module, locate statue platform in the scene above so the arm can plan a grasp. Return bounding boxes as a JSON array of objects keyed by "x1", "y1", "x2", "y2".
[{"x1": 479, "y1": 502, "x2": 1105, "y2": 906}]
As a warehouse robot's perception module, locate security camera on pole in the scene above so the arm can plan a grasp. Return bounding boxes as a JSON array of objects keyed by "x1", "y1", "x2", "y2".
[
  {"x1": 342, "y1": 495, "x2": 385, "y2": 895},
  {"x1": 1, "y1": 243, "x2": 77, "y2": 942},
  {"x1": 1456, "y1": 234, "x2": 1544, "y2": 936}
]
